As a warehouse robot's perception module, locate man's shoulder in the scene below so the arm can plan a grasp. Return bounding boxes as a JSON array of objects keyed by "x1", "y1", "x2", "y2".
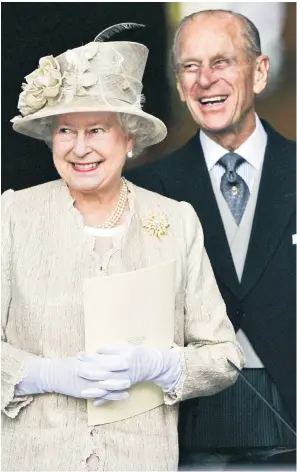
[
  {"x1": 152, "y1": 133, "x2": 200, "y2": 171},
  {"x1": 125, "y1": 133, "x2": 199, "y2": 188},
  {"x1": 263, "y1": 120, "x2": 296, "y2": 182},
  {"x1": 263, "y1": 119, "x2": 296, "y2": 153}
]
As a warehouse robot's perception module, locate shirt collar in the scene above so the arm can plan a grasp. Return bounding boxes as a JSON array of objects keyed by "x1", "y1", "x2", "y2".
[{"x1": 200, "y1": 114, "x2": 267, "y2": 171}]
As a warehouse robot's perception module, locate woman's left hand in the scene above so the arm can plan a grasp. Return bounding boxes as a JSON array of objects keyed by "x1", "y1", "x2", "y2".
[{"x1": 77, "y1": 344, "x2": 181, "y2": 398}]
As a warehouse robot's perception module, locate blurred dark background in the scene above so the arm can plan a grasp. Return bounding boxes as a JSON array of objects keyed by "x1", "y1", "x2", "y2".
[{"x1": 2, "y1": 2, "x2": 296, "y2": 193}]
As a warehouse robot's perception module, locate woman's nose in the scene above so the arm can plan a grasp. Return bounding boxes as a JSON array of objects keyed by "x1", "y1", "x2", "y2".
[{"x1": 73, "y1": 133, "x2": 91, "y2": 158}]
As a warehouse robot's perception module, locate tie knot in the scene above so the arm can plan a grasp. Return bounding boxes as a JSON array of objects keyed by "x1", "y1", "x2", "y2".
[
  {"x1": 219, "y1": 152, "x2": 250, "y2": 225},
  {"x1": 219, "y1": 152, "x2": 244, "y2": 172}
]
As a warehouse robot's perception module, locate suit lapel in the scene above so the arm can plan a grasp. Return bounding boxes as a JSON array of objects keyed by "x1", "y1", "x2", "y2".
[
  {"x1": 241, "y1": 122, "x2": 296, "y2": 297},
  {"x1": 163, "y1": 134, "x2": 241, "y2": 297}
]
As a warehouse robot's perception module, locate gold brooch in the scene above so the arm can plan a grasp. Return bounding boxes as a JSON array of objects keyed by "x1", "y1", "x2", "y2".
[{"x1": 143, "y1": 213, "x2": 169, "y2": 239}]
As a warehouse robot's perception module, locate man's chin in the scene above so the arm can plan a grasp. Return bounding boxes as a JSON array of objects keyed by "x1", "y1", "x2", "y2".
[
  {"x1": 197, "y1": 106, "x2": 254, "y2": 136},
  {"x1": 200, "y1": 120, "x2": 235, "y2": 136}
]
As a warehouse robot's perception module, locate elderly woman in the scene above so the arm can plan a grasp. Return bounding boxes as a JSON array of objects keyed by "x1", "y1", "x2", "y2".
[{"x1": 2, "y1": 27, "x2": 244, "y2": 472}]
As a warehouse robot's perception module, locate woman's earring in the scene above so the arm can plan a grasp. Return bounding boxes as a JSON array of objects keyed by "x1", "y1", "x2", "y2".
[{"x1": 127, "y1": 150, "x2": 133, "y2": 158}]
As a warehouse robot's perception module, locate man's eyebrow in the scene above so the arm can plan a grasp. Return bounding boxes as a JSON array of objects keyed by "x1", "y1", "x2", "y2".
[
  {"x1": 212, "y1": 52, "x2": 237, "y2": 60},
  {"x1": 178, "y1": 57, "x2": 201, "y2": 64},
  {"x1": 178, "y1": 52, "x2": 236, "y2": 64}
]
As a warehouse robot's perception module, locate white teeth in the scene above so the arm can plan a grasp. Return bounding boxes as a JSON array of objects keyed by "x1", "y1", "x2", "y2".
[
  {"x1": 200, "y1": 96, "x2": 227, "y2": 104},
  {"x1": 73, "y1": 162, "x2": 99, "y2": 170}
]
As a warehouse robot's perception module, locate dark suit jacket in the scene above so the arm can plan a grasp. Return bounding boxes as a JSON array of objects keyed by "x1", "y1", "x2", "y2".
[{"x1": 125, "y1": 120, "x2": 296, "y2": 430}]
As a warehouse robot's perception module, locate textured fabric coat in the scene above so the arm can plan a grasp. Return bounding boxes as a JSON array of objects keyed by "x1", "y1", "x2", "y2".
[{"x1": 1, "y1": 179, "x2": 243, "y2": 471}]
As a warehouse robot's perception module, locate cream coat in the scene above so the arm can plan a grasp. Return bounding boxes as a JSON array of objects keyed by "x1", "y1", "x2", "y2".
[{"x1": 1, "y1": 179, "x2": 244, "y2": 471}]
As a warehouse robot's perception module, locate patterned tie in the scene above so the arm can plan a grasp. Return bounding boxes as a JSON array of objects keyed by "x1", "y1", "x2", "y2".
[{"x1": 219, "y1": 152, "x2": 250, "y2": 225}]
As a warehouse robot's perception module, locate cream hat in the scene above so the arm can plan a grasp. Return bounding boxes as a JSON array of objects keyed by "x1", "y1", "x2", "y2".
[{"x1": 11, "y1": 24, "x2": 167, "y2": 147}]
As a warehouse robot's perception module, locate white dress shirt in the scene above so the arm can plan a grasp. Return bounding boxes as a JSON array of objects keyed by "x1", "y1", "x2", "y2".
[
  {"x1": 200, "y1": 114, "x2": 267, "y2": 192},
  {"x1": 200, "y1": 114, "x2": 267, "y2": 368}
]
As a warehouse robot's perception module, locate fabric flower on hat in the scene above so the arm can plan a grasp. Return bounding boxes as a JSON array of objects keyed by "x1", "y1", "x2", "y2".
[
  {"x1": 62, "y1": 42, "x2": 99, "y2": 103},
  {"x1": 18, "y1": 56, "x2": 63, "y2": 116}
]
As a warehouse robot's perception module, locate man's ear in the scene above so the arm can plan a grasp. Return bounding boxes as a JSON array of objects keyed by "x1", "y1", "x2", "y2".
[
  {"x1": 253, "y1": 55, "x2": 270, "y2": 95},
  {"x1": 176, "y1": 79, "x2": 186, "y2": 102}
]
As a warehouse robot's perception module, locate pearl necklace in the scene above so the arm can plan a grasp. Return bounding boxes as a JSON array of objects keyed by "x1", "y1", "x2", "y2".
[{"x1": 97, "y1": 177, "x2": 128, "y2": 229}]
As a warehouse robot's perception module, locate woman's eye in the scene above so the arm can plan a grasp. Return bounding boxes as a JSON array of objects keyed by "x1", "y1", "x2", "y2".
[
  {"x1": 90, "y1": 128, "x2": 104, "y2": 135},
  {"x1": 58, "y1": 128, "x2": 73, "y2": 134}
]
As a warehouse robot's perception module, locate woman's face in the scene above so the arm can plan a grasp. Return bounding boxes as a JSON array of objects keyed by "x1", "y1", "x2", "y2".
[{"x1": 52, "y1": 112, "x2": 133, "y2": 194}]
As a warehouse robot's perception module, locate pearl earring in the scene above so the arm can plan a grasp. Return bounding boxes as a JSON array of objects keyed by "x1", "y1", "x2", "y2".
[{"x1": 127, "y1": 150, "x2": 133, "y2": 158}]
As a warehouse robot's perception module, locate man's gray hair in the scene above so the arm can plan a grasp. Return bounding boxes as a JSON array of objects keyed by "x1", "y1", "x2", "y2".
[
  {"x1": 171, "y1": 9, "x2": 262, "y2": 73},
  {"x1": 43, "y1": 113, "x2": 155, "y2": 157}
]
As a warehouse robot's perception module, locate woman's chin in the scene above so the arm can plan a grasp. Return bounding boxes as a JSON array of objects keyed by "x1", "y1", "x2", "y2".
[{"x1": 67, "y1": 177, "x2": 105, "y2": 193}]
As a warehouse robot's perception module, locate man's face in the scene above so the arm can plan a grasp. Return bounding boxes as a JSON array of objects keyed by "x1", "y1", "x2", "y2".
[{"x1": 176, "y1": 14, "x2": 267, "y2": 134}]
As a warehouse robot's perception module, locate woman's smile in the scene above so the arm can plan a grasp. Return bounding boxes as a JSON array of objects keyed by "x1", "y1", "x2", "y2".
[{"x1": 70, "y1": 161, "x2": 103, "y2": 173}]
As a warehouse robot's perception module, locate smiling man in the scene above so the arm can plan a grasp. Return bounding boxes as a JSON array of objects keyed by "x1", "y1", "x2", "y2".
[
  {"x1": 126, "y1": 9, "x2": 296, "y2": 470},
  {"x1": 174, "y1": 11, "x2": 268, "y2": 148}
]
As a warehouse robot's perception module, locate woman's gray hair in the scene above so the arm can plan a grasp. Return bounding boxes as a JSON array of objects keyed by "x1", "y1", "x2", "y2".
[
  {"x1": 116, "y1": 112, "x2": 156, "y2": 157},
  {"x1": 43, "y1": 113, "x2": 156, "y2": 157},
  {"x1": 171, "y1": 9, "x2": 262, "y2": 73},
  {"x1": 39, "y1": 117, "x2": 55, "y2": 148}
]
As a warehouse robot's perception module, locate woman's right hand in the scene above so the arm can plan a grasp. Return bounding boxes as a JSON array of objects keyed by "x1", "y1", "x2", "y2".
[{"x1": 15, "y1": 356, "x2": 130, "y2": 405}]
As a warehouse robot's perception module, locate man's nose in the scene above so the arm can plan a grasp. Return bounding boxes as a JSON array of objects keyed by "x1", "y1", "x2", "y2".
[{"x1": 196, "y1": 66, "x2": 219, "y2": 88}]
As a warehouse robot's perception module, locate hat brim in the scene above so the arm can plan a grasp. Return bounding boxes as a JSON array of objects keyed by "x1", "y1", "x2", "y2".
[{"x1": 11, "y1": 102, "x2": 167, "y2": 147}]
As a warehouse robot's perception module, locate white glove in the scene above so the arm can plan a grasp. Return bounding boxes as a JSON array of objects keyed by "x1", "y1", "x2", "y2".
[
  {"x1": 77, "y1": 344, "x2": 181, "y2": 399},
  {"x1": 15, "y1": 356, "x2": 130, "y2": 404}
]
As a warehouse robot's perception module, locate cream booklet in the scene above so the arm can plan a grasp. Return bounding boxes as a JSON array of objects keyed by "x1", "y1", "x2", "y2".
[{"x1": 83, "y1": 259, "x2": 176, "y2": 426}]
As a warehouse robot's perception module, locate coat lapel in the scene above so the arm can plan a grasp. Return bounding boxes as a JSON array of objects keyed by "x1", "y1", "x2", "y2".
[
  {"x1": 241, "y1": 122, "x2": 296, "y2": 297},
  {"x1": 162, "y1": 134, "x2": 241, "y2": 297}
]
